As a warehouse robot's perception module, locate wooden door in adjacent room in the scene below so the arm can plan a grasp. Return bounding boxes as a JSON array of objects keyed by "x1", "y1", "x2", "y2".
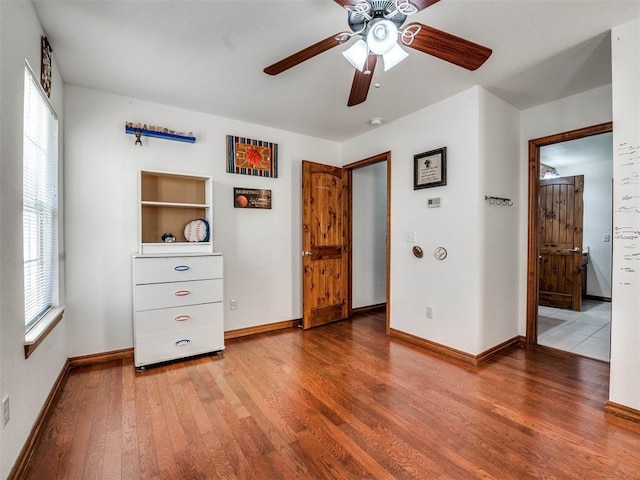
[
  {"x1": 539, "y1": 175, "x2": 584, "y2": 311},
  {"x1": 301, "y1": 160, "x2": 349, "y2": 329}
]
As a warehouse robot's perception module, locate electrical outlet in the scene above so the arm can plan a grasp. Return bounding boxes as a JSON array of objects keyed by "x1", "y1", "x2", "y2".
[
  {"x1": 603, "y1": 234, "x2": 611, "y2": 242},
  {"x1": 426, "y1": 306, "x2": 433, "y2": 319},
  {"x1": 2, "y1": 395, "x2": 9, "y2": 428},
  {"x1": 230, "y1": 299, "x2": 237, "y2": 311}
]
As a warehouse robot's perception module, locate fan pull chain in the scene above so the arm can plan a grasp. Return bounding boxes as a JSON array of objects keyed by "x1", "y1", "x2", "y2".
[{"x1": 363, "y1": 54, "x2": 371, "y2": 75}]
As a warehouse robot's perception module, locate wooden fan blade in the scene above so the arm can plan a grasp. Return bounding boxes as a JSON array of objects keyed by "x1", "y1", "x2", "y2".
[
  {"x1": 347, "y1": 55, "x2": 377, "y2": 107},
  {"x1": 409, "y1": 0, "x2": 441, "y2": 12},
  {"x1": 264, "y1": 35, "x2": 343, "y2": 75},
  {"x1": 405, "y1": 23, "x2": 492, "y2": 71}
]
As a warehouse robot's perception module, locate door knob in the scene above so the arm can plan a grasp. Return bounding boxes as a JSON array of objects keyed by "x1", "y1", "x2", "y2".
[
  {"x1": 302, "y1": 250, "x2": 314, "y2": 256},
  {"x1": 570, "y1": 247, "x2": 581, "y2": 253}
]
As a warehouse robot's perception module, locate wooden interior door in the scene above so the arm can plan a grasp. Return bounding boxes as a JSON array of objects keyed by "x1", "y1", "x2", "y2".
[
  {"x1": 539, "y1": 175, "x2": 584, "y2": 311},
  {"x1": 302, "y1": 160, "x2": 349, "y2": 329}
]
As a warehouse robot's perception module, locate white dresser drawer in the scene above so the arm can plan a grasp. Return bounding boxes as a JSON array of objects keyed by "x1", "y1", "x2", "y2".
[
  {"x1": 133, "y1": 254, "x2": 223, "y2": 285},
  {"x1": 132, "y1": 251, "x2": 225, "y2": 369},
  {"x1": 134, "y1": 278, "x2": 222, "y2": 311},
  {"x1": 135, "y1": 302, "x2": 223, "y2": 336},
  {"x1": 134, "y1": 326, "x2": 224, "y2": 367}
]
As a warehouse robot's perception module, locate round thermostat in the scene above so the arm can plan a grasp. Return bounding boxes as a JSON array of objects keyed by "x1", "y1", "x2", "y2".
[{"x1": 434, "y1": 247, "x2": 447, "y2": 260}]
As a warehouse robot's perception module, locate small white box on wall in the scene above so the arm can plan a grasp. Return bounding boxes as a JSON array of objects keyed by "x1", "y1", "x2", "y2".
[{"x1": 427, "y1": 197, "x2": 442, "y2": 208}]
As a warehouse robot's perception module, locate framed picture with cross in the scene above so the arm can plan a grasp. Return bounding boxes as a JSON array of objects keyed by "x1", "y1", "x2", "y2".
[{"x1": 414, "y1": 147, "x2": 446, "y2": 190}]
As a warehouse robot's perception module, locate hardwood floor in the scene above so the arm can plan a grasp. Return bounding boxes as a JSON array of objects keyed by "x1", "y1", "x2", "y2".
[{"x1": 22, "y1": 310, "x2": 640, "y2": 479}]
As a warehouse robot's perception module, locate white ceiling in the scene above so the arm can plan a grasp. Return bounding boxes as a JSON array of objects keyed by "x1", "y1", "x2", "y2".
[{"x1": 32, "y1": 0, "x2": 640, "y2": 142}]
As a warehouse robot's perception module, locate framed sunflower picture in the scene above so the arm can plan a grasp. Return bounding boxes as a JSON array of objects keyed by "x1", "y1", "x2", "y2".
[{"x1": 226, "y1": 135, "x2": 278, "y2": 178}]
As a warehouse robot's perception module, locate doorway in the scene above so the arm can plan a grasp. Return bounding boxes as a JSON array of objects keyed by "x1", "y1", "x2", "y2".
[
  {"x1": 526, "y1": 123, "x2": 613, "y2": 361},
  {"x1": 300, "y1": 152, "x2": 391, "y2": 332},
  {"x1": 345, "y1": 152, "x2": 391, "y2": 333}
]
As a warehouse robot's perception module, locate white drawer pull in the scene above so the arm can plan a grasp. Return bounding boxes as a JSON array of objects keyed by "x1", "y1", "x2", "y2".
[
  {"x1": 174, "y1": 290, "x2": 191, "y2": 297},
  {"x1": 174, "y1": 315, "x2": 191, "y2": 322},
  {"x1": 174, "y1": 265, "x2": 190, "y2": 272},
  {"x1": 175, "y1": 339, "x2": 191, "y2": 346}
]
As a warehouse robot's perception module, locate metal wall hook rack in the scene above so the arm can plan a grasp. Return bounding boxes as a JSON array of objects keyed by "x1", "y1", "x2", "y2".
[{"x1": 485, "y1": 195, "x2": 513, "y2": 206}]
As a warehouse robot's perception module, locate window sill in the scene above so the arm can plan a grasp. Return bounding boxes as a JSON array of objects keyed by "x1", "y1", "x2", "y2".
[{"x1": 24, "y1": 306, "x2": 65, "y2": 358}]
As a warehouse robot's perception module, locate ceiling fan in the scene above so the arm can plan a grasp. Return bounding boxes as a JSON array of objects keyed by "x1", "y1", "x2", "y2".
[{"x1": 264, "y1": 0, "x2": 492, "y2": 107}]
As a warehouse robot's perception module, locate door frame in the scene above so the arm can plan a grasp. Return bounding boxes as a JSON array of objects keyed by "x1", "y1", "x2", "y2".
[
  {"x1": 343, "y1": 151, "x2": 392, "y2": 334},
  {"x1": 525, "y1": 122, "x2": 612, "y2": 346}
]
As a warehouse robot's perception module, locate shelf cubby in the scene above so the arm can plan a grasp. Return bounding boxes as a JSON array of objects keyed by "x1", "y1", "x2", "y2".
[{"x1": 139, "y1": 170, "x2": 212, "y2": 254}]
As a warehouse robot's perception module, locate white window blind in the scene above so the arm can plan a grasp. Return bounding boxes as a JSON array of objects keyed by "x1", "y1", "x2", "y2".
[{"x1": 23, "y1": 64, "x2": 59, "y2": 331}]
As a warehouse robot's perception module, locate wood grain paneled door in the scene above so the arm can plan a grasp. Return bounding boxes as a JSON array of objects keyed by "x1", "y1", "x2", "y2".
[
  {"x1": 302, "y1": 160, "x2": 349, "y2": 329},
  {"x1": 539, "y1": 175, "x2": 584, "y2": 311}
]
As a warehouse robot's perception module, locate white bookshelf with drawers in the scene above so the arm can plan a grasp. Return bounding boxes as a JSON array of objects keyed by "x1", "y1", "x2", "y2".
[{"x1": 133, "y1": 252, "x2": 224, "y2": 370}]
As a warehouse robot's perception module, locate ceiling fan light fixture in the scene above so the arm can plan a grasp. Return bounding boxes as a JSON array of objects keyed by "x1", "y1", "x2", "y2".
[
  {"x1": 382, "y1": 43, "x2": 408, "y2": 71},
  {"x1": 367, "y1": 19, "x2": 398, "y2": 55},
  {"x1": 342, "y1": 39, "x2": 369, "y2": 71}
]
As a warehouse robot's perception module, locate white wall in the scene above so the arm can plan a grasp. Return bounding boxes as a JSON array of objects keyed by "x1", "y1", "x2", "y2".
[
  {"x1": 558, "y1": 157, "x2": 613, "y2": 298},
  {"x1": 520, "y1": 85, "x2": 612, "y2": 142},
  {"x1": 610, "y1": 18, "x2": 640, "y2": 411},
  {"x1": 0, "y1": 1, "x2": 67, "y2": 477},
  {"x1": 63, "y1": 85, "x2": 340, "y2": 356},
  {"x1": 478, "y1": 89, "x2": 521, "y2": 351},
  {"x1": 343, "y1": 87, "x2": 519, "y2": 355},
  {"x1": 352, "y1": 162, "x2": 387, "y2": 308},
  {"x1": 518, "y1": 85, "x2": 613, "y2": 331}
]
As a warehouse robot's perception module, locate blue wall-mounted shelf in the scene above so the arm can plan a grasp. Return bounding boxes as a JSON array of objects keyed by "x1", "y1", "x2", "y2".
[{"x1": 125, "y1": 126, "x2": 196, "y2": 144}]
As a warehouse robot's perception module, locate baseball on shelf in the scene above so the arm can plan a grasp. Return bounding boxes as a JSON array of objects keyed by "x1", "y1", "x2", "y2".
[{"x1": 184, "y1": 219, "x2": 207, "y2": 242}]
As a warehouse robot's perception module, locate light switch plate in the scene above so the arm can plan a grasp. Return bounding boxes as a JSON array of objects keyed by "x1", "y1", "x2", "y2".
[{"x1": 405, "y1": 232, "x2": 416, "y2": 242}]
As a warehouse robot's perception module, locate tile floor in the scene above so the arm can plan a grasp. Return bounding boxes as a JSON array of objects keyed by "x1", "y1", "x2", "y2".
[{"x1": 538, "y1": 299, "x2": 611, "y2": 362}]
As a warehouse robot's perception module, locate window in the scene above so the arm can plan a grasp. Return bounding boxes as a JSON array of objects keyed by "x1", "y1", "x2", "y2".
[{"x1": 23, "y1": 64, "x2": 59, "y2": 332}]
